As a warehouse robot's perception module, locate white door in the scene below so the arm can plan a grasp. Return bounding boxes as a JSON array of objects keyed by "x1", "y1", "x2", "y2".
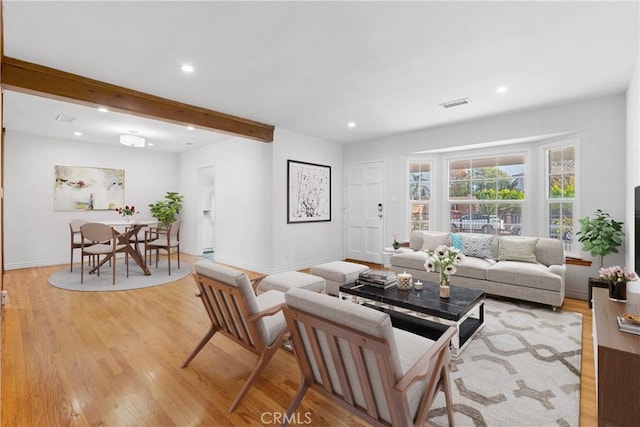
[
  {"x1": 197, "y1": 166, "x2": 215, "y2": 259},
  {"x1": 345, "y1": 161, "x2": 385, "y2": 263}
]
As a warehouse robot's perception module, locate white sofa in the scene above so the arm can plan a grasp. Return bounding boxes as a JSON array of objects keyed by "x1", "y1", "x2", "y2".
[{"x1": 390, "y1": 231, "x2": 566, "y2": 308}]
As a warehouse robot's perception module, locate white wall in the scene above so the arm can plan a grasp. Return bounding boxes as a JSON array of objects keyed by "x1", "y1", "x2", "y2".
[
  {"x1": 344, "y1": 94, "x2": 628, "y2": 299},
  {"x1": 271, "y1": 128, "x2": 344, "y2": 272},
  {"x1": 178, "y1": 128, "x2": 343, "y2": 274},
  {"x1": 626, "y1": 55, "x2": 640, "y2": 292},
  {"x1": 4, "y1": 131, "x2": 178, "y2": 269},
  {"x1": 179, "y1": 136, "x2": 274, "y2": 273}
]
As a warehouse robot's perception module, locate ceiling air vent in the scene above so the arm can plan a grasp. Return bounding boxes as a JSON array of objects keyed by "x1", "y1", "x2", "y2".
[
  {"x1": 55, "y1": 114, "x2": 76, "y2": 123},
  {"x1": 440, "y1": 98, "x2": 471, "y2": 109}
]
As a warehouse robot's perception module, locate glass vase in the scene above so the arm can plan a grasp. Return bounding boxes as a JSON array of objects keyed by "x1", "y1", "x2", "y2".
[{"x1": 439, "y1": 275, "x2": 450, "y2": 299}]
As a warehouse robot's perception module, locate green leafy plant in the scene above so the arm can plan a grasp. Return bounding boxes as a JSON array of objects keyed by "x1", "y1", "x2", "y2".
[
  {"x1": 576, "y1": 209, "x2": 624, "y2": 269},
  {"x1": 148, "y1": 192, "x2": 184, "y2": 229}
]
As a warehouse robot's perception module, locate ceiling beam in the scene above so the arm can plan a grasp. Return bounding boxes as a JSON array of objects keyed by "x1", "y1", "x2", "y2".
[{"x1": 0, "y1": 56, "x2": 274, "y2": 142}]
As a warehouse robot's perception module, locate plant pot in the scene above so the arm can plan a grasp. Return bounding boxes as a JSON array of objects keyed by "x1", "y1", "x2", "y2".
[
  {"x1": 392, "y1": 243, "x2": 400, "y2": 250},
  {"x1": 608, "y1": 281, "x2": 627, "y2": 302}
]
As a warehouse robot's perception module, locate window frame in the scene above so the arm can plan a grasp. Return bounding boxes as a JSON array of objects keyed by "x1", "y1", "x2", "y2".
[
  {"x1": 446, "y1": 152, "x2": 527, "y2": 236},
  {"x1": 407, "y1": 158, "x2": 434, "y2": 232},
  {"x1": 542, "y1": 139, "x2": 580, "y2": 256}
]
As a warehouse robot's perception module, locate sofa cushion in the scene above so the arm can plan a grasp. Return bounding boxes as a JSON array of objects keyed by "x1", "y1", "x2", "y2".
[
  {"x1": 390, "y1": 251, "x2": 429, "y2": 271},
  {"x1": 409, "y1": 231, "x2": 450, "y2": 251},
  {"x1": 454, "y1": 256, "x2": 496, "y2": 280},
  {"x1": 487, "y1": 261, "x2": 562, "y2": 291},
  {"x1": 498, "y1": 236, "x2": 539, "y2": 264},
  {"x1": 535, "y1": 238, "x2": 565, "y2": 266},
  {"x1": 459, "y1": 234, "x2": 495, "y2": 259},
  {"x1": 420, "y1": 233, "x2": 451, "y2": 252}
]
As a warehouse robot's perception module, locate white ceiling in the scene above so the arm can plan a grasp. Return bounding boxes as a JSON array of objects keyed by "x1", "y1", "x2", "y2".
[{"x1": 2, "y1": 1, "x2": 639, "y2": 152}]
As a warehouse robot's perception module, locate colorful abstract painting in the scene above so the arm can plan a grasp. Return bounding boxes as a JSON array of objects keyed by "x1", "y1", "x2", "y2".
[{"x1": 54, "y1": 165, "x2": 124, "y2": 211}]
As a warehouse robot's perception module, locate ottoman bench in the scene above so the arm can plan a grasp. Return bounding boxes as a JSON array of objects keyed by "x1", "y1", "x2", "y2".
[
  {"x1": 257, "y1": 271, "x2": 326, "y2": 294},
  {"x1": 309, "y1": 261, "x2": 370, "y2": 296}
]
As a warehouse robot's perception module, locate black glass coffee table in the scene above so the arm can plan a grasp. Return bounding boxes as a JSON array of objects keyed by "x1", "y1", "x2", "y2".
[{"x1": 339, "y1": 281, "x2": 485, "y2": 356}]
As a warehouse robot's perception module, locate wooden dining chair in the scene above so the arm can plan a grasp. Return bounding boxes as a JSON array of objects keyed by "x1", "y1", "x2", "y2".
[
  {"x1": 182, "y1": 261, "x2": 288, "y2": 413},
  {"x1": 69, "y1": 218, "x2": 91, "y2": 272},
  {"x1": 144, "y1": 220, "x2": 181, "y2": 275},
  {"x1": 80, "y1": 223, "x2": 128, "y2": 285},
  {"x1": 281, "y1": 287, "x2": 457, "y2": 427}
]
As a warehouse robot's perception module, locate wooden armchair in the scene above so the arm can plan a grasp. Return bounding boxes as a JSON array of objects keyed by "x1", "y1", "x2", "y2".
[
  {"x1": 182, "y1": 261, "x2": 289, "y2": 412},
  {"x1": 282, "y1": 287, "x2": 457, "y2": 427}
]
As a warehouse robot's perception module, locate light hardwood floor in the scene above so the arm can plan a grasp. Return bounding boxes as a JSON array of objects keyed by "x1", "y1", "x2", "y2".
[{"x1": 1, "y1": 254, "x2": 596, "y2": 426}]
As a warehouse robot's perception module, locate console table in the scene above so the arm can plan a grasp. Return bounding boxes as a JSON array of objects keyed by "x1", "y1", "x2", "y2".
[{"x1": 592, "y1": 288, "x2": 640, "y2": 427}]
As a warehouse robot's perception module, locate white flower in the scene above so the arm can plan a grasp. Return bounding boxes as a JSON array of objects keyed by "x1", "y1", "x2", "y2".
[{"x1": 424, "y1": 261, "x2": 435, "y2": 272}]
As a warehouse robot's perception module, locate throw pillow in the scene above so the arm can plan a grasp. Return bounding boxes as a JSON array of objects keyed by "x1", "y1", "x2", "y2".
[
  {"x1": 420, "y1": 233, "x2": 450, "y2": 252},
  {"x1": 450, "y1": 233, "x2": 462, "y2": 250},
  {"x1": 498, "y1": 237, "x2": 539, "y2": 263},
  {"x1": 459, "y1": 234, "x2": 494, "y2": 259}
]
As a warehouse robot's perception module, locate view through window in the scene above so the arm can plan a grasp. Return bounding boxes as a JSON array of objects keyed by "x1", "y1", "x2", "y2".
[
  {"x1": 448, "y1": 154, "x2": 525, "y2": 235},
  {"x1": 547, "y1": 145, "x2": 575, "y2": 252},
  {"x1": 409, "y1": 161, "x2": 431, "y2": 231}
]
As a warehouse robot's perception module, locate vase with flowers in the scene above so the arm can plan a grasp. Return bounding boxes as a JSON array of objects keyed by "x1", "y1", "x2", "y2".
[
  {"x1": 424, "y1": 245, "x2": 465, "y2": 298},
  {"x1": 599, "y1": 265, "x2": 638, "y2": 302},
  {"x1": 115, "y1": 205, "x2": 139, "y2": 222},
  {"x1": 392, "y1": 232, "x2": 400, "y2": 250}
]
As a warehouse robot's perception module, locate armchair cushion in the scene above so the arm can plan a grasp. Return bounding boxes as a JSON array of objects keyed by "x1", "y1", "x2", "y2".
[{"x1": 193, "y1": 261, "x2": 281, "y2": 344}]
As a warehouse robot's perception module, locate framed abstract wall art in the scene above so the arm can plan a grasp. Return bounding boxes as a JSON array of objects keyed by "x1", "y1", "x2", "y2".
[
  {"x1": 54, "y1": 165, "x2": 124, "y2": 211},
  {"x1": 287, "y1": 160, "x2": 331, "y2": 223}
]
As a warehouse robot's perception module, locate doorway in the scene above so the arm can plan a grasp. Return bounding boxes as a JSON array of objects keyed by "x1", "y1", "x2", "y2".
[
  {"x1": 344, "y1": 161, "x2": 385, "y2": 264},
  {"x1": 197, "y1": 166, "x2": 215, "y2": 259}
]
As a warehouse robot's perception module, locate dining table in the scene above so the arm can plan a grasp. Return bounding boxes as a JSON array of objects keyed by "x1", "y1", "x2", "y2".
[{"x1": 91, "y1": 219, "x2": 157, "y2": 276}]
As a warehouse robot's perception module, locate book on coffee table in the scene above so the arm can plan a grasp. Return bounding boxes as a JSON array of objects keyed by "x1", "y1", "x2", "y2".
[
  {"x1": 359, "y1": 269, "x2": 397, "y2": 285},
  {"x1": 617, "y1": 315, "x2": 640, "y2": 335},
  {"x1": 355, "y1": 278, "x2": 397, "y2": 289}
]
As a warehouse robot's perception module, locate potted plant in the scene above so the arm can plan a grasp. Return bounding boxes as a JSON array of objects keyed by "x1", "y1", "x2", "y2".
[
  {"x1": 576, "y1": 209, "x2": 625, "y2": 307},
  {"x1": 148, "y1": 192, "x2": 184, "y2": 229},
  {"x1": 576, "y1": 209, "x2": 624, "y2": 269}
]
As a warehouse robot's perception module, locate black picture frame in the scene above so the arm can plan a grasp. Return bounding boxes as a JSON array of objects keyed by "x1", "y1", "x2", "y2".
[{"x1": 287, "y1": 160, "x2": 331, "y2": 223}]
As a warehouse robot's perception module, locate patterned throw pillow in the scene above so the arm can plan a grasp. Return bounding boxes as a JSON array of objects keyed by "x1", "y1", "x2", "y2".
[{"x1": 460, "y1": 234, "x2": 494, "y2": 259}]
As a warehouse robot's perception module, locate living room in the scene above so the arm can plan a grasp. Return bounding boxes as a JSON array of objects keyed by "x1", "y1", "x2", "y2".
[{"x1": 1, "y1": 1, "x2": 639, "y2": 426}]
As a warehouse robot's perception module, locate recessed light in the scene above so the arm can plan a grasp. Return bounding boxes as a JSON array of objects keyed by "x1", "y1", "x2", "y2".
[
  {"x1": 98, "y1": 107, "x2": 109, "y2": 113},
  {"x1": 496, "y1": 86, "x2": 509, "y2": 94},
  {"x1": 186, "y1": 126, "x2": 195, "y2": 131},
  {"x1": 347, "y1": 122, "x2": 356, "y2": 128},
  {"x1": 74, "y1": 131, "x2": 82, "y2": 136},
  {"x1": 147, "y1": 142, "x2": 154, "y2": 147},
  {"x1": 181, "y1": 64, "x2": 195, "y2": 73}
]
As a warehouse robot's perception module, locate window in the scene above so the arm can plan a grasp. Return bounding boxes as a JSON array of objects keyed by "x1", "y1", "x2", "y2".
[
  {"x1": 448, "y1": 154, "x2": 525, "y2": 235},
  {"x1": 409, "y1": 161, "x2": 431, "y2": 230},
  {"x1": 546, "y1": 145, "x2": 576, "y2": 252}
]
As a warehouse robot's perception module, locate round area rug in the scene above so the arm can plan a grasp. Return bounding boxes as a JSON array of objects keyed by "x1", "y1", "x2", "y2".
[{"x1": 49, "y1": 259, "x2": 191, "y2": 291}]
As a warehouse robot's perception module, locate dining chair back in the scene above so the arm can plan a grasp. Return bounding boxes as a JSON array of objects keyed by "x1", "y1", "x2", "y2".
[
  {"x1": 182, "y1": 261, "x2": 288, "y2": 413},
  {"x1": 144, "y1": 220, "x2": 181, "y2": 275},
  {"x1": 80, "y1": 222, "x2": 128, "y2": 285},
  {"x1": 69, "y1": 218, "x2": 90, "y2": 272},
  {"x1": 281, "y1": 287, "x2": 456, "y2": 427}
]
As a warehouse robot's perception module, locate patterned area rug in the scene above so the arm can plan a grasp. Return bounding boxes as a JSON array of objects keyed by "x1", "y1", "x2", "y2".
[{"x1": 427, "y1": 297, "x2": 582, "y2": 427}]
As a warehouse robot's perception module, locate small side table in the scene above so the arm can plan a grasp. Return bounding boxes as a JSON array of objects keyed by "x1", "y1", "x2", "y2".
[
  {"x1": 382, "y1": 247, "x2": 398, "y2": 268},
  {"x1": 588, "y1": 276, "x2": 609, "y2": 308}
]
